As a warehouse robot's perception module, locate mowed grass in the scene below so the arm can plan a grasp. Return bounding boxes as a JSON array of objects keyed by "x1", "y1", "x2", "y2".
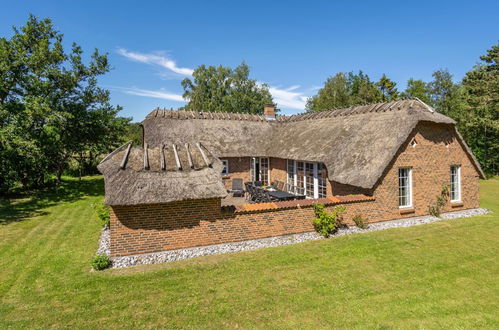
[{"x1": 0, "y1": 177, "x2": 498, "y2": 328}]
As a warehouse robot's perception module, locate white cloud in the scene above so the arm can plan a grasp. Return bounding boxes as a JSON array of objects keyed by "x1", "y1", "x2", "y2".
[
  {"x1": 115, "y1": 48, "x2": 311, "y2": 110},
  {"x1": 117, "y1": 48, "x2": 194, "y2": 76},
  {"x1": 114, "y1": 87, "x2": 185, "y2": 102},
  {"x1": 268, "y1": 85, "x2": 308, "y2": 110}
]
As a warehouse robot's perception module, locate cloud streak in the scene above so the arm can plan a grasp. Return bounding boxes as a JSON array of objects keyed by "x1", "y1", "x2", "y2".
[
  {"x1": 116, "y1": 48, "x2": 310, "y2": 110},
  {"x1": 117, "y1": 48, "x2": 194, "y2": 76},
  {"x1": 114, "y1": 86, "x2": 185, "y2": 102}
]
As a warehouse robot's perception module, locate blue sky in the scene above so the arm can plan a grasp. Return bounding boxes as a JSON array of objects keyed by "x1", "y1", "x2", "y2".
[{"x1": 2, "y1": 1, "x2": 498, "y2": 121}]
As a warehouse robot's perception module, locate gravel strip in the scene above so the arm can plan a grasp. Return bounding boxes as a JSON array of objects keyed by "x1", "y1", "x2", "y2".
[
  {"x1": 96, "y1": 208, "x2": 490, "y2": 269},
  {"x1": 96, "y1": 226, "x2": 110, "y2": 256}
]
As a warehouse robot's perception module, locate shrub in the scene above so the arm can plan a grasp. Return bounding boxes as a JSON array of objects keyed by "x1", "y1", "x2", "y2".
[
  {"x1": 92, "y1": 254, "x2": 111, "y2": 270},
  {"x1": 312, "y1": 203, "x2": 346, "y2": 238},
  {"x1": 94, "y1": 203, "x2": 110, "y2": 228},
  {"x1": 353, "y1": 215, "x2": 368, "y2": 229},
  {"x1": 428, "y1": 184, "x2": 449, "y2": 217}
]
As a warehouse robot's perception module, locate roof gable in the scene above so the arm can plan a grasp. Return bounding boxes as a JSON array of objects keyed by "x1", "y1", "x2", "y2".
[{"x1": 98, "y1": 142, "x2": 227, "y2": 206}]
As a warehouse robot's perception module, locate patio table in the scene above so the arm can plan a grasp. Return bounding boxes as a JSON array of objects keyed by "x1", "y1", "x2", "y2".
[{"x1": 267, "y1": 190, "x2": 305, "y2": 201}]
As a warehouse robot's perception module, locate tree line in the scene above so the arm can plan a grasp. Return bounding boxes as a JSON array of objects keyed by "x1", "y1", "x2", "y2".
[
  {"x1": 304, "y1": 45, "x2": 498, "y2": 175},
  {"x1": 182, "y1": 44, "x2": 498, "y2": 176}
]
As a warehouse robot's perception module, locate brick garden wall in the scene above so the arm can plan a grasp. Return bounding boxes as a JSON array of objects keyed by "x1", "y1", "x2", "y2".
[
  {"x1": 109, "y1": 122, "x2": 481, "y2": 257},
  {"x1": 110, "y1": 198, "x2": 316, "y2": 257}
]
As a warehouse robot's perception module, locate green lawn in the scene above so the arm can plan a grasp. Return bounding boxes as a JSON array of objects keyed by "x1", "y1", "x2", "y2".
[{"x1": 0, "y1": 177, "x2": 498, "y2": 328}]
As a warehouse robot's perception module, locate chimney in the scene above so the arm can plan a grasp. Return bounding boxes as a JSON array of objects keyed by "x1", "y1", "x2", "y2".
[{"x1": 264, "y1": 104, "x2": 276, "y2": 120}]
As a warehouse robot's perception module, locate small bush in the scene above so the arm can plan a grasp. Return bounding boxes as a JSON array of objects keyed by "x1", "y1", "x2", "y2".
[
  {"x1": 353, "y1": 215, "x2": 368, "y2": 229},
  {"x1": 92, "y1": 254, "x2": 111, "y2": 270},
  {"x1": 94, "y1": 203, "x2": 110, "y2": 228},
  {"x1": 428, "y1": 184, "x2": 449, "y2": 217},
  {"x1": 312, "y1": 203, "x2": 346, "y2": 238}
]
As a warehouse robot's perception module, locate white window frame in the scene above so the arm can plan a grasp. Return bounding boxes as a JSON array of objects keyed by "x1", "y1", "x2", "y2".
[
  {"x1": 250, "y1": 157, "x2": 270, "y2": 183},
  {"x1": 287, "y1": 159, "x2": 296, "y2": 186},
  {"x1": 398, "y1": 167, "x2": 413, "y2": 208},
  {"x1": 221, "y1": 160, "x2": 229, "y2": 176},
  {"x1": 286, "y1": 159, "x2": 326, "y2": 199},
  {"x1": 450, "y1": 165, "x2": 461, "y2": 202}
]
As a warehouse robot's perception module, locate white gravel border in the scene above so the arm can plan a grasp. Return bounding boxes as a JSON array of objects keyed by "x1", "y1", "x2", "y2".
[{"x1": 96, "y1": 208, "x2": 490, "y2": 269}]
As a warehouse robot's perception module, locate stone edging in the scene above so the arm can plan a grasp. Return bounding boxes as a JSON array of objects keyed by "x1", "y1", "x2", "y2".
[{"x1": 96, "y1": 208, "x2": 491, "y2": 269}]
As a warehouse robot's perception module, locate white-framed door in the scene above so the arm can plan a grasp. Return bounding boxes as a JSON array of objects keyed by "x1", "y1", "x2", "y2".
[
  {"x1": 250, "y1": 157, "x2": 270, "y2": 183},
  {"x1": 287, "y1": 160, "x2": 327, "y2": 199}
]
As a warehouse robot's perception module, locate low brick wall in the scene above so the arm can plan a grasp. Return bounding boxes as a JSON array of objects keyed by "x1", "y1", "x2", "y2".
[
  {"x1": 109, "y1": 190, "x2": 478, "y2": 257},
  {"x1": 110, "y1": 196, "x2": 378, "y2": 257}
]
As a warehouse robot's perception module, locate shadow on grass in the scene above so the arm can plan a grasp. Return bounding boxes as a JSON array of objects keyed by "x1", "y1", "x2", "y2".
[{"x1": 0, "y1": 176, "x2": 104, "y2": 226}]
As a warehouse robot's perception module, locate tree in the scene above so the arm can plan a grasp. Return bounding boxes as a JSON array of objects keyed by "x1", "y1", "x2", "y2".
[
  {"x1": 347, "y1": 71, "x2": 383, "y2": 105},
  {"x1": 428, "y1": 69, "x2": 464, "y2": 117},
  {"x1": 401, "y1": 78, "x2": 432, "y2": 105},
  {"x1": 181, "y1": 62, "x2": 273, "y2": 114},
  {"x1": 376, "y1": 74, "x2": 399, "y2": 101},
  {"x1": 461, "y1": 42, "x2": 499, "y2": 175},
  {"x1": 306, "y1": 71, "x2": 382, "y2": 111},
  {"x1": 306, "y1": 73, "x2": 351, "y2": 111},
  {"x1": 0, "y1": 15, "x2": 130, "y2": 193}
]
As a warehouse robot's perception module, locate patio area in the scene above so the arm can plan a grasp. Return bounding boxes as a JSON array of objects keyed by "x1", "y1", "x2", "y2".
[
  {"x1": 221, "y1": 193, "x2": 248, "y2": 207},
  {"x1": 222, "y1": 180, "x2": 307, "y2": 207}
]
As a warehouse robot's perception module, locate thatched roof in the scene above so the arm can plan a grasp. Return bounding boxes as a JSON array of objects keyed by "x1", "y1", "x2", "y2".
[
  {"x1": 142, "y1": 99, "x2": 485, "y2": 189},
  {"x1": 97, "y1": 142, "x2": 227, "y2": 206}
]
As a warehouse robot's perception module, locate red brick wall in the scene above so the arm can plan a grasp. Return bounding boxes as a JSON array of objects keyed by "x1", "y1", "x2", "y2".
[
  {"x1": 221, "y1": 157, "x2": 251, "y2": 189},
  {"x1": 221, "y1": 157, "x2": 289, "y2": 189},
  {"x1": 270, "y1": 157, "x2": 287, "y2": 184},
  {"x1": 110, "y1": 199, "x2": 316, "y2": 257},
  {"x1": 342, "y1": 122, "x2": 480, "y2": 221}
]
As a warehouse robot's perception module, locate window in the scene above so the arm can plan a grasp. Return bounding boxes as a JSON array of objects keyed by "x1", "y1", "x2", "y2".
[
  {"x1": 398, "y1": 168, "x2": 412, "y2": 208},
  {"x1": 287, "y1": 159, "x2": 295, "y2": 185},
  {"x1": 221, "y1": 160, "x2": 229, "y2": 176},
  {"x1": 450, "y1": 165, "x2": 461, "y2": 202},
  {"x1": 305, "y1": 162, "x2": 315, "y2": 198},
  {"x1": 250, "y1": 157, "x2": 270, "y2": 183},
  {"x1": 317, "y1": 163, "x2": 327, "y2": 198},
  {"x1": 260, "y1": 158, "x2": 269, "y2": 184},
  {"x1": 296, "y1": 162, "x2": 304, "y2": 193},
  {"x1": 286, "y1": 160, "x2": 327, "y2": 199}
]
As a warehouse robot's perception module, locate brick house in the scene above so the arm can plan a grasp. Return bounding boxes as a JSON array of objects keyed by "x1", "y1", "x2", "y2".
[{"x1": 99, "y1": 99, "x2": 485, "y2": 257}]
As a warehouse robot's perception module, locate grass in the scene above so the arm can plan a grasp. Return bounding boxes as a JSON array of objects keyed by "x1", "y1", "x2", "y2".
[{"x1": 0, "y1": 176, "x2": 498, "y2": 328}]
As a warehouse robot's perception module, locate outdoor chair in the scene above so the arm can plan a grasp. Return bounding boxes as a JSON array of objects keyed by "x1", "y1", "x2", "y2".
[
  {"x1": 254, "y1": 187, "x2": 268, "y2": 203},
  {"x1": 285, "y1": 182, "x2": 296, "y2": 194},
  {"x1": 295, "y1": 185, "x2": 305, "y2": 195},
  {"x1": 247, "y1": 183, "x2": 258, "y2": 202},
  {"x1": 254, "y1": 181, "x2": 263, "y2": 187},
  {"x1": 244, "y1": 182, "x2": 252, "y2": 201},
  {"x1": 274, "y1": 181, "x2": 285, "y2": 190},
  {"x1": 230, "y1": 178, "x2": 244, "y2": 197}
]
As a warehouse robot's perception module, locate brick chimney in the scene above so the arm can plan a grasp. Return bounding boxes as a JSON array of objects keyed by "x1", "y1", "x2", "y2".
[{"x1": 264, "y1": 104, "x2": 276, "y2": 120}]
